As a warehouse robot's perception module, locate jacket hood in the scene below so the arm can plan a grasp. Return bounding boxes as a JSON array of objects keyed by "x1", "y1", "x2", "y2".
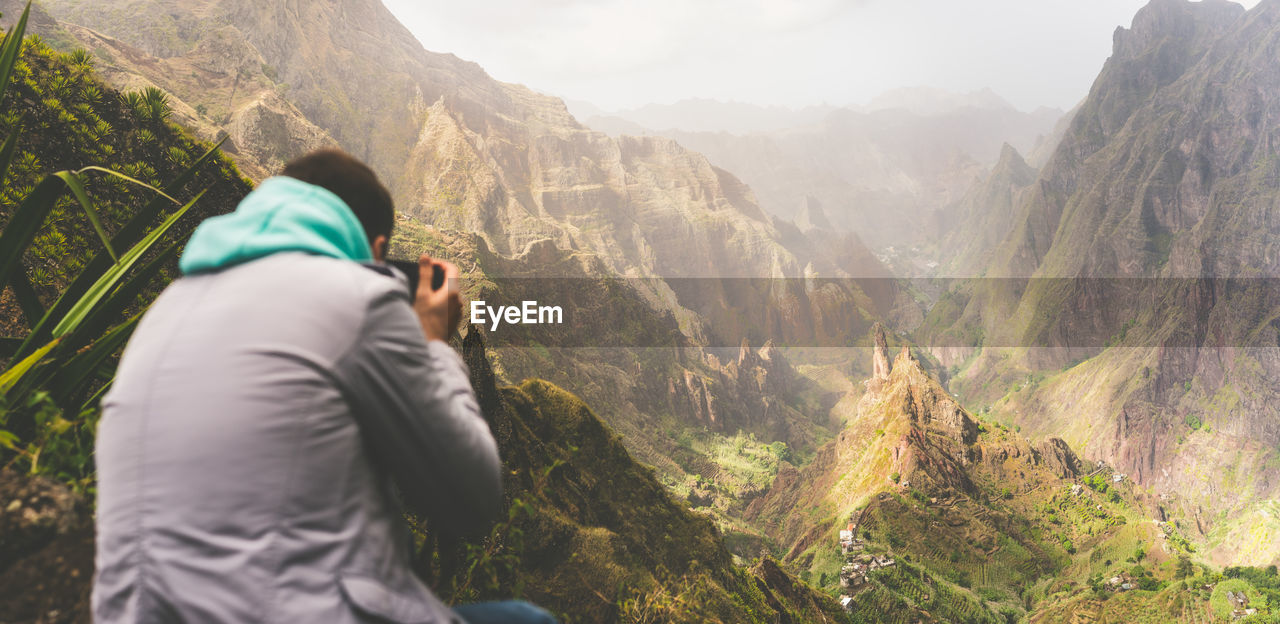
[{"x1": 179, "y1": 176, "x2": 373, "y2": 275}]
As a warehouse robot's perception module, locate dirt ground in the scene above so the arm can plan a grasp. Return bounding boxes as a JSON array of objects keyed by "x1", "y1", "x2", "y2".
[{"x1": 0, "y1": 470, "x2": 92, "y2": 624}]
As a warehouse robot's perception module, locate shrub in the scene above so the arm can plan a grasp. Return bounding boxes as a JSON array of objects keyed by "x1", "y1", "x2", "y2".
[
  {"x1": 0, "y1": 6, "x2": 233, "y2": 488},
  {"x1": 141, "y1": 86, "x2": 171, "y2": 122}
]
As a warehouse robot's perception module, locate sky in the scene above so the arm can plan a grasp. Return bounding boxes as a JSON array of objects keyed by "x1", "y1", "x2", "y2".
[{"x1": 381, "y1": 0, "x2": 1262, "y2": 114}]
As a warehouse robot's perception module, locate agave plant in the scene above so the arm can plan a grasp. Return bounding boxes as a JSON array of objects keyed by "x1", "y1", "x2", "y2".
[
  {"x1": 0, "y1": 2, "x2": 226, "y2": 485},
  {"x1": 80, "y1": 83, "x2": 102, "y2": 104},
  {"x1": 141, "y1": 86, "x2": 171, "y2": 122},
  {"x1": 66, "y1": 48, "x2": 93, "y2": 69},
  {"x1": 119, "y1": 90, "x2": 146, "y2": 119}
]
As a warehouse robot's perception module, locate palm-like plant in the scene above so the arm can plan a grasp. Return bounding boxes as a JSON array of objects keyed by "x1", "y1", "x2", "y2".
[
  {"x1": 0, "y1": 2, "x2": 227, "y2": 485},
  {"x1": 119, "y1": 90, "x2": 145, "y2": 119},
  {"x1": 66, "y1": 48, "x2": 93, "y2": 69},
  {"x1": 141, "y1": 86, "x2": 170, "y2": 122}
]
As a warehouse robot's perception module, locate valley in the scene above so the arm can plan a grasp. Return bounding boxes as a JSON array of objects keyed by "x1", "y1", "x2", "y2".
[{"x1": 1, "y1": 0, "x2": 1279, "y2": 622}]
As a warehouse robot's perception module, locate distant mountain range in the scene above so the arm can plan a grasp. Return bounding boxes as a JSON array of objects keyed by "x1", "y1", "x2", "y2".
[
  {"x1": 572, "y1": 89, "x2": 1063, "y2": 258},
  {"x1": 5, "y1": 0, "x2": 1280, "y2": 621},
  {"x1": 564, "y1": 97, "x2": 837, "y2": 135}
]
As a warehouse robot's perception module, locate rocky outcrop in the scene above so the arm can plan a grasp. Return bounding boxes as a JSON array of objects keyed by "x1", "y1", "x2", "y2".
[
  {"x1": 745, "y1": 335, "x2": 1088, "y2": 573},
  {"x1": 1034, "y1": 437, "x2": 1083, "y2": 479},
  {"x1": 936, "y1": 142, "x2": 1038, "y2": 276},
  {"x1": 224, "y1": 90, "x2": 334, "y2": 174},
  {"x1": 794, "y1": 196, "x2": 832, "y2": 233},
  {"x1": 871, "y1": 322, "x2": 891, "y2": 382},
  {"x1": 884, "y1": 347, "x2": 979, "y2": 449},
  {"x1": 666, "y1": 339, "x2": 809, "y2": 444}
]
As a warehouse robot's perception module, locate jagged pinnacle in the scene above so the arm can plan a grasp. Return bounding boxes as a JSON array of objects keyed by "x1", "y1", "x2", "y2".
[{"x1": 871, "y1": 322, "x2": 891, "y2": 381}]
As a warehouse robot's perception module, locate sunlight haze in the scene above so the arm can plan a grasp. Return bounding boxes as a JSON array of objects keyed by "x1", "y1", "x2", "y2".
[{"x1": 382, "y1": 0, "x2": 1263, "y2": 113}]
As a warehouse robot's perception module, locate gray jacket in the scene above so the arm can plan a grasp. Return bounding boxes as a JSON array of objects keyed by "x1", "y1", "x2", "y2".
[{"x1": 93, "y1": 252, "x2": 502, "y2": 623}]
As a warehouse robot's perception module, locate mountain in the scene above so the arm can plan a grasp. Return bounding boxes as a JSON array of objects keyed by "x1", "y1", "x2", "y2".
[
  {"x1": 591, "y1": 94, "x2": 1063, "y2": 258},
  {"x1": 927, "y1": 0, "x2": 1280, "y2": 567},
  {"x1": 8, "y1": 0, "x2": 1280, "y2": 620},
  {"x1": 27, "y1": 0, "x2": 795, "y2": 277},
  {"x1": 577, "y1": 98, "x2": 836, "y2": 135},
  {"x1": 422, "y1": 332, "x2": 854, "y2": 623},
  {"x1": 862, "y1": 86, "x2": 1019, "y2": 116},
  {"x1": 25, "y1": 0, "x2": 904, "y2": 362},
  {"x1": 935, "y1": 143, "x2": 1039, "y2": 276},
  {"x1": 740, "y1": 325, "x2": 1232, "y2": 622},
  {"x1": 382, "y1": 220, "x2": 849, "y2": 496}
]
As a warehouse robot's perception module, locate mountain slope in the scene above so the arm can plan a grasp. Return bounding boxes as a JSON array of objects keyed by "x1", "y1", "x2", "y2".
[
  {"x1": 936, "y1": 143, "x2": 1038, "y2": 276},
  {"x1": 742, "y1": 326, "x2": 1251, "y2": 622},
  {"x1": 416, "y1": 331, "x2": 853, "y2": 623},
  {"x1": 25, "y1": 0, "x2": 918, "y2": 517},
  {"x1": 33, "y1": 0, "x2": 835, "y2": 279},
  {"x1": 0, "y1": 28, "x2": 250, "y2": 336},
  {"x1": 930, "y1": 0, "x2": 1280, "y2": 566}
]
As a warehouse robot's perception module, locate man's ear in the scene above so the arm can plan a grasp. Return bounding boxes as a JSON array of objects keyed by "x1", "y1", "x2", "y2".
[{"x1": 371, "y1": 235, "x2": 389, "y2": 263}]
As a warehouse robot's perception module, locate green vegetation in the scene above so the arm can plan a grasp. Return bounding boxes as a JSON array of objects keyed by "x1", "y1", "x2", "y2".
[
  {"x1": 0, "y1": 6, "x2": 249, "y2": 491},
  {"x1": 1185, "y1": 413, "x2": 1203, "y2": 431},
  {"x1": 1211, "y1": 578, "x2": 1256, "y2": 619},
  {"x1": 419, "y1": 361, "x2": 852, "y2": 623}
]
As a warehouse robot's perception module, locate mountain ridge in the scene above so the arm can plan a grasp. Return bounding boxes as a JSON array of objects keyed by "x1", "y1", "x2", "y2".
[{"x1": 931, "y1": 0, "x2": 1280, "y2": 567}]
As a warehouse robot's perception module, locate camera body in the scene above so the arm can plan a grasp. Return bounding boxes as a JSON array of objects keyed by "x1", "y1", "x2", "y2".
[{"x1": 387, "y1": 259, "x2": 445, "y2": 299}]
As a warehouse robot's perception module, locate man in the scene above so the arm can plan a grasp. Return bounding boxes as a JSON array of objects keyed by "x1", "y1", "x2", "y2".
[{"x1": 93, "y1": 150, "x2": 554, "y2": 623}]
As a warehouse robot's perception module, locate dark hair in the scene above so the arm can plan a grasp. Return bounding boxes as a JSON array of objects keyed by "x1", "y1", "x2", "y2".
[{"x1": 281, "y1": 149, "x2": 394, "y2": 242}]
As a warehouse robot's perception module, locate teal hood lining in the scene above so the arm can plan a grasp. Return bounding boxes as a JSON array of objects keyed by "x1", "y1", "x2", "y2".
[{"x1": 179, "y1": 176, "x2": 374, "y2": 275}]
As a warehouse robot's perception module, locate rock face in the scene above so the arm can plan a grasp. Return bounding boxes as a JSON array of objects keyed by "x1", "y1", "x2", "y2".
[
  {"x1": 667, "y1": 339, "x2": 810, "y2": 444},
  {"x1": 1034, "y1": 437, "x2": 1083, "y2": 480},
  {"x1": 443, "y1": 343, "x2": 852, "y2": 623},
  {"x1": 937, "y1": 0, "x2": 1280, "y2": 564},
  {"x1": 748, "y1": 338, "x2": 984, "y2": 541},
  {"x1": 991, "y1": 0, "x2": 1247, "y2": 280},
  {"x1": 34, "y1": 0, "x2": 806, "y2": 276},
  {"x1": 794, "y1": 196, "x2": 832, "y2": 233},
  {"x1": 223, "y1": 90, "x2": 333, "y2": 175}
]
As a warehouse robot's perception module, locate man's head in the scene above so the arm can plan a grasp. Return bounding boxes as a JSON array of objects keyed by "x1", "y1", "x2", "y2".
[{"x1": 282, "y1": 149, "x2": 394, "y2": 262}]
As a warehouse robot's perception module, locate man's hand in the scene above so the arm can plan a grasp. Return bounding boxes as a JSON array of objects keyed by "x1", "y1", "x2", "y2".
[{"x1": 414, "y1": 254, "x2": 461, "y2": 343}]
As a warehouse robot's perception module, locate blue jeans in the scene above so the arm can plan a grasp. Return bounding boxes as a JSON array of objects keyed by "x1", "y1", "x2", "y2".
[{"x1": 453, "y1": 600, "x2": 558, "y2": 624}]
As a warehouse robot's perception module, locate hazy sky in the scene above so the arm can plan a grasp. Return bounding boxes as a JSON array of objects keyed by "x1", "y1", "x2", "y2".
[{"x1": 381, "y1": 0, "x2": 1261, "y2": 113}]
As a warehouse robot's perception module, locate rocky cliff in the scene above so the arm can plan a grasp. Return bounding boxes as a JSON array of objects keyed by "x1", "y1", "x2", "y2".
[
  {"x1": 932, "y1": 0, "x2": 1280, "y2": 566},
  {"x1": 739, "y1": 327, "x2": 1158, "y2": 623}
]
